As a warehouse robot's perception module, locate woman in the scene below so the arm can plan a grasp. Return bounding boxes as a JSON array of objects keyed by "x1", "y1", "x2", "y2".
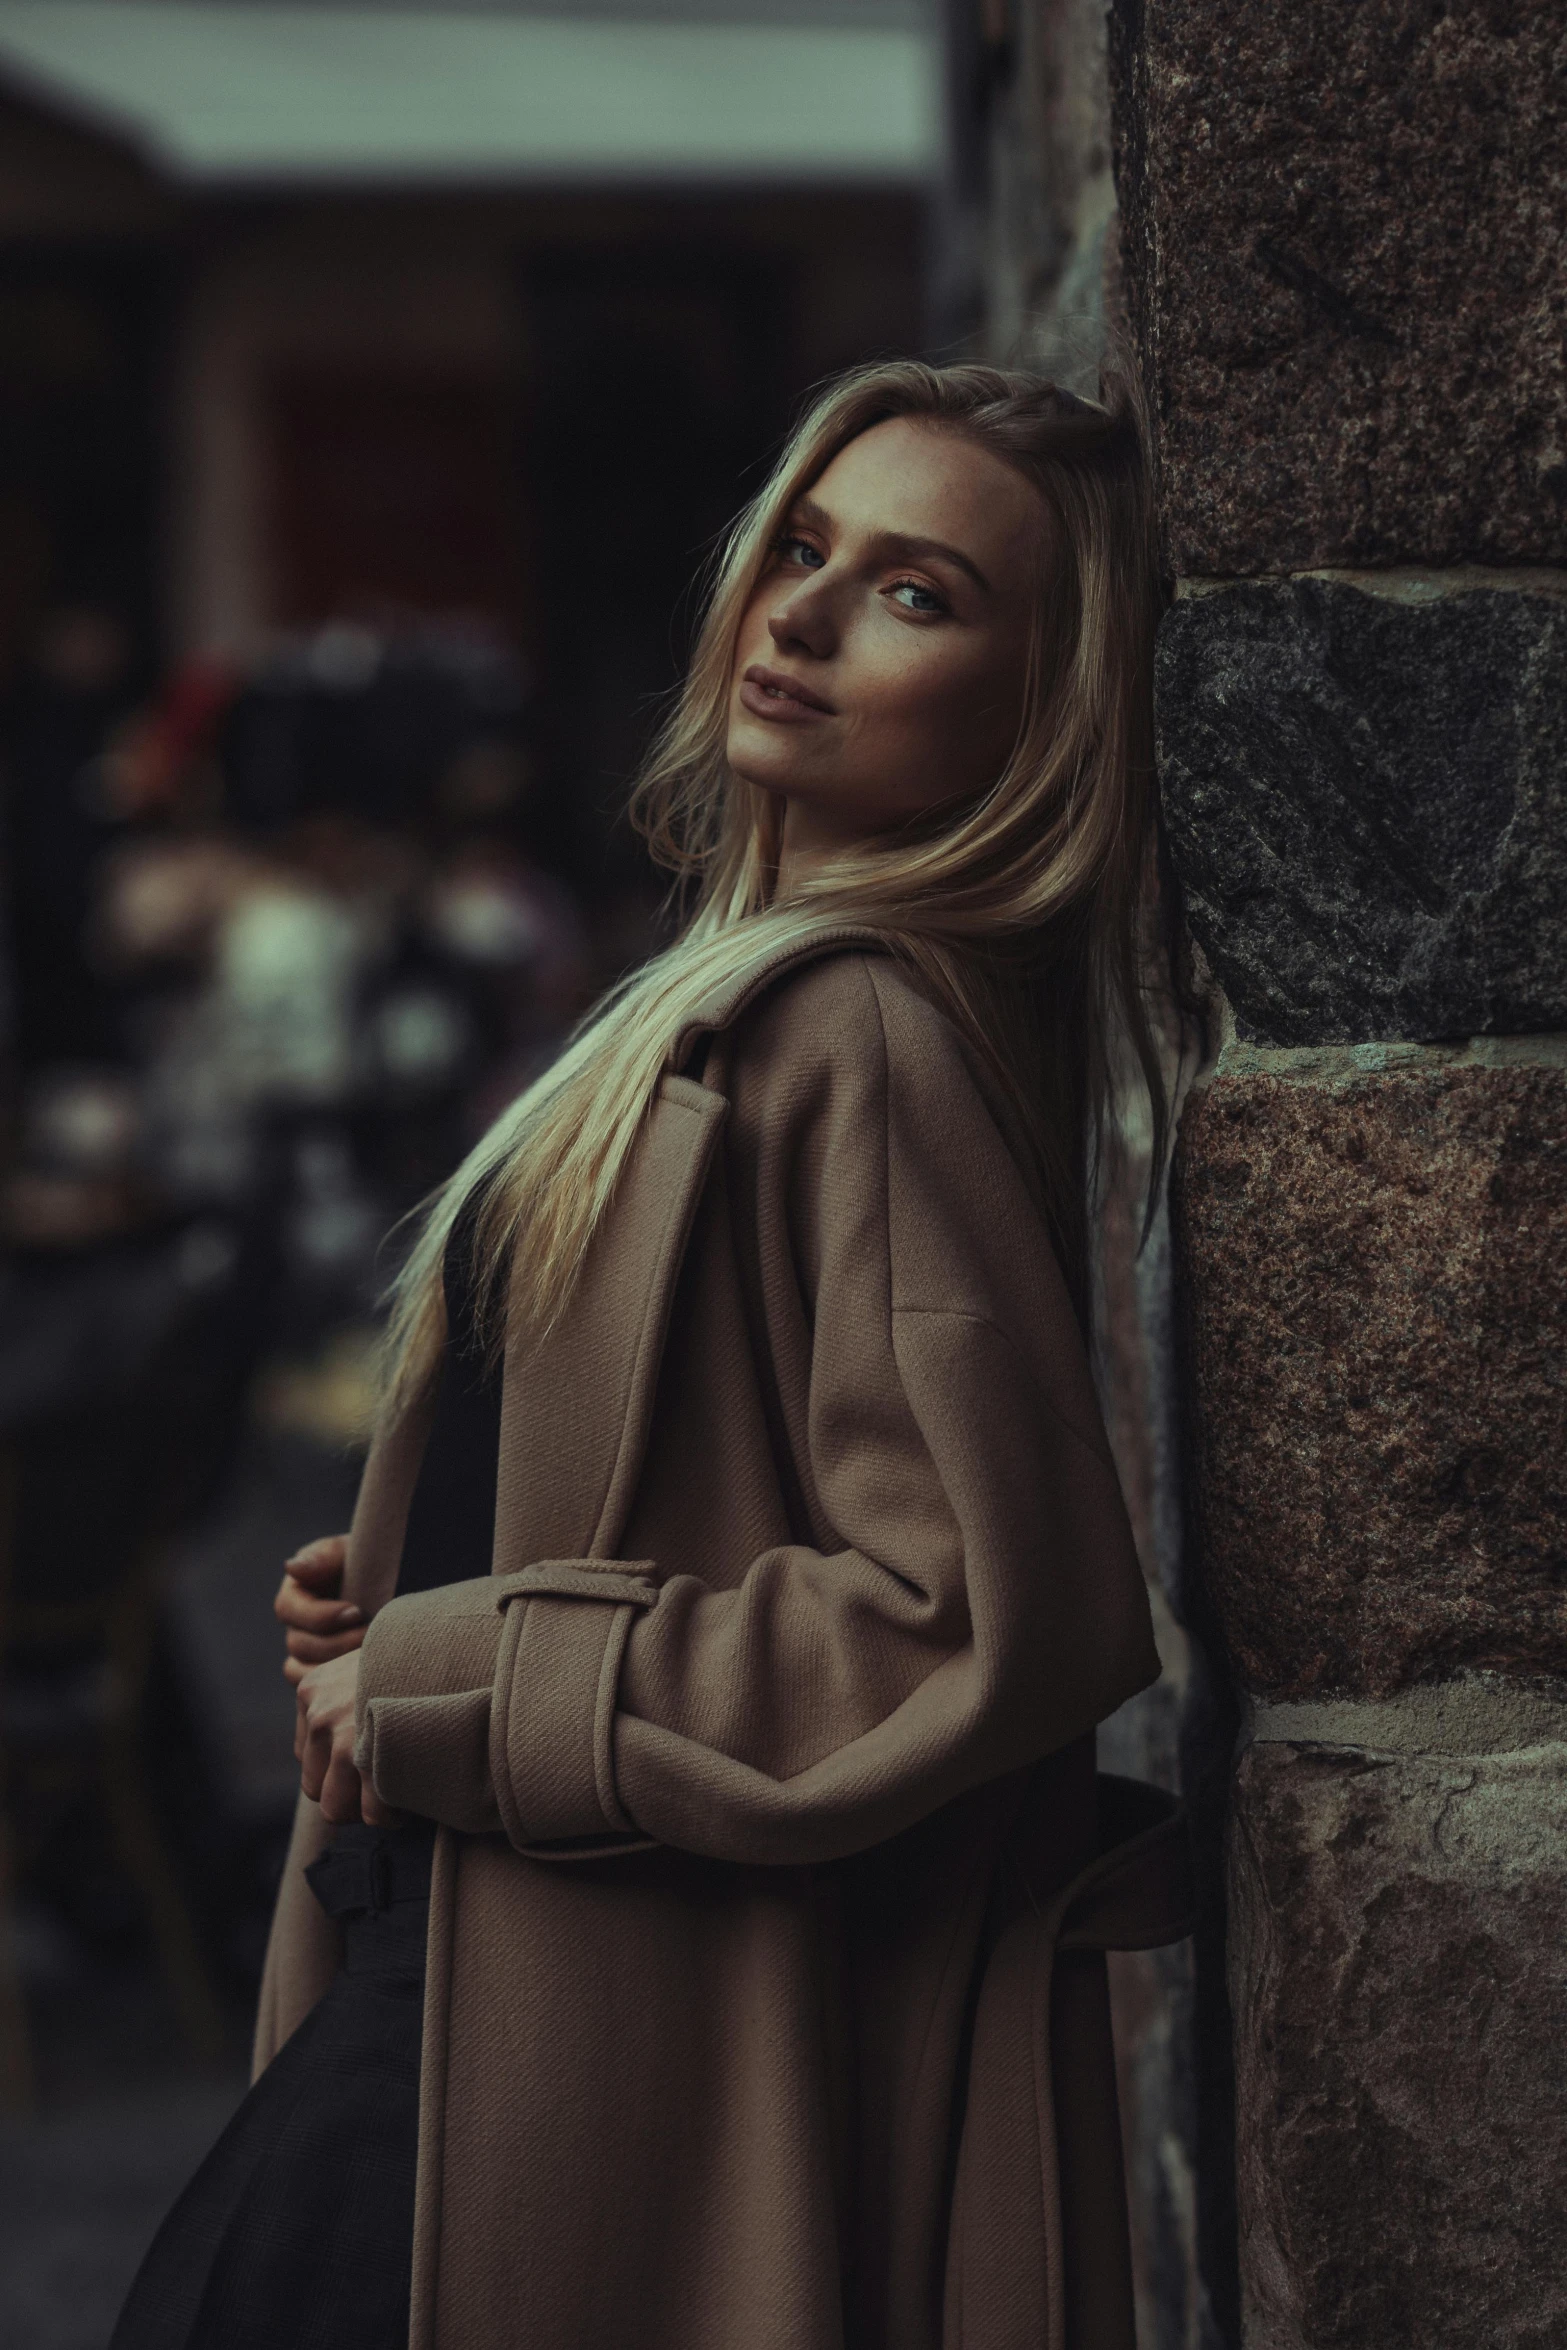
[{"x1": 115, "y1": 362, "x2": 1189, "y2": 2350}]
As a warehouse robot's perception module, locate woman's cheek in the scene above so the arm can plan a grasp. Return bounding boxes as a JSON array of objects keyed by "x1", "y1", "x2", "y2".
[{"x1": 872, "y1": 670, "x2": 974, "y2": 775}]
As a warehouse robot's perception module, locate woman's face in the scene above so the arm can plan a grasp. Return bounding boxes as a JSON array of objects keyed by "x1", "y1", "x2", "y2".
[{"x1": 726, "y1": 416, "x2": 1045, "y2": 873}]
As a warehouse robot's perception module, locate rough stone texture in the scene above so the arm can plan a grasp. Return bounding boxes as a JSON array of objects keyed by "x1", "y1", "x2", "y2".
[
  {"x1": 1110, "y1": 0, "x2": 1567, "y2": 575},
  {"x1": 1173, "y1": 1058, "x2": 1567, "y2": 1697},
  {"x1": 1228, "y1": 1735, "x2": 1567, "y2": 2350},
  {"x1": 1250, "y1": 1675, "x2": 1567, "y2": 1757},
  {"x1": 1156, "y1": 579, "x2": 1567, "y2": 1046},
  {"x1": 981, "y1": 0, "x2": 1118, "y2": 393}
]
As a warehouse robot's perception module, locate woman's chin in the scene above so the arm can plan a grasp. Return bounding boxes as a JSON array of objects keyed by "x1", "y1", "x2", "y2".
[{"x1": 724, "y1": 726, "x2": 814, "y2": 794}]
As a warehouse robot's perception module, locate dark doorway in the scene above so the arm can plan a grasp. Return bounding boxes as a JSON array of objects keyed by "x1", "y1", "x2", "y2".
[
  {"x1": 265, "y1": 369, "x2": 532, "y2": 650},
  {"x1": 0, "y1": 246, "x2": 170, "y2": 688},
  {"x1": 516, "y1": 244, "x2": 794, "y2": 904}
]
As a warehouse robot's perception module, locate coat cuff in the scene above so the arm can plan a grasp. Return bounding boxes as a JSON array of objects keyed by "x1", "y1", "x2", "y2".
[
  {"x1": 354, "y1": 1578, "x2": 507, "y2": 1832},
  {"x1": 487, "y1": 1560, "x2": 658, "y2": 1847}
]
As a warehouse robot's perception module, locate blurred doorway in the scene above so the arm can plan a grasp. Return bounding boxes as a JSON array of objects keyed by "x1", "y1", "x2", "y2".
[
  {"x1": 0, "y1": 247, "x2": 170, "y2": 688},
  {"x1": 265, "y1": 369, "x2": 531, "y2": 650},
  {"x1": 518, "y1": 244, "x2": 792, "y2": 897}
]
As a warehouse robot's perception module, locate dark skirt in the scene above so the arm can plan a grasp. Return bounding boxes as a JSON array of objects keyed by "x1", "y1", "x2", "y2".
[{"x1": 110, "y1": 1824, "x2": 433, "y2": 2350}]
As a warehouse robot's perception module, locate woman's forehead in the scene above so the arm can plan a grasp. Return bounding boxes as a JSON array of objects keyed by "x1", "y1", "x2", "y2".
[{"x1": 801, "y1": 416, "x2": 1044, "y2": 590}]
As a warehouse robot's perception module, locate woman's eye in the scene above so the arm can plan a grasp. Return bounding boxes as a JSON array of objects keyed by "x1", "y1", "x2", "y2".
[
  {"x1": 777, "y1": 534, "x2": 825, "y2": 570},
  {"x1": 888, "y1": 578, "x2": 948, "y2": 616}
]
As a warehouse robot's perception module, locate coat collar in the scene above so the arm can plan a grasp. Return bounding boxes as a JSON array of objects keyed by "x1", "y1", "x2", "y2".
[{"x1": 666, "y1": 921, "x2": 893, "y2": 1076}]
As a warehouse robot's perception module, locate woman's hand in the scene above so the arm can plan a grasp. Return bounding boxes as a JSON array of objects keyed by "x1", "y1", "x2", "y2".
[
  {"x1": 275, "y1": 1533, "x2": 365, "y2": 1688},
  {"x1": 295, "y1": 1648, "x2": 392, "y2": 1825}
]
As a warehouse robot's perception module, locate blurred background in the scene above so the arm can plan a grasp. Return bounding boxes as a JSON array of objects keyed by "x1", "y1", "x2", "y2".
[
  {"x1": 0, "y1": 3, "x2": 949, "y2": 2338},
  {"x1": 0, "y1": 6, "x2": 1193, "y2": 2347}
]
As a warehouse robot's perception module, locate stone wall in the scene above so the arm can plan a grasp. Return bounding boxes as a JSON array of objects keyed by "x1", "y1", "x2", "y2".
[
  {"x1": 1111, "y1": 0, "x2": 1566, "y2": 577},
  {"x1": 969, "y1": 3, "x2": 1236, "y2": 2341},
  {"x1": 976, "y1": 0, "x2": 1119, "y2": 389},
  {"x1": 969, "y1": 0, "x2": 1567, "y2": 2339},
  {"x1": 1230, "y1": 1693, "x2": 1567, "y2": 2350},
  {"x1": 967, "y1": 8, "x2": 1232, "y2": 2343},
  {"x1": 1112, "y1": 0, "x2": 1567, "y2": 2343}
]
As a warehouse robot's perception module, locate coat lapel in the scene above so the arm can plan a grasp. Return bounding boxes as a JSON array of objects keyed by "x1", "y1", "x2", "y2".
[
  {"x1": 343, "y1": 1379, "x2": 440, "y2": 1618},
  {"x1": 491, "y1": 1073, "x2": 727, "y2": 1569},
  {"x1": 490, "y1": 923, "x2": 889, "y2": 1576}
]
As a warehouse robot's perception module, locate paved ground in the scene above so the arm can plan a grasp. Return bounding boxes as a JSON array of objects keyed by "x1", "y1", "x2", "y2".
[
  {"x1": 0, "y1": 2064, "x2": 247, "y2": 2350},
  {"x1": 0, "y1": 1907, "x2": 250, "y2": 2350}
]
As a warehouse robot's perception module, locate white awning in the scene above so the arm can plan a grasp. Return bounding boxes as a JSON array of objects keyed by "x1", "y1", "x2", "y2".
[{"x1": 0, "y1": 1, "x2": 940, "y2": 186}]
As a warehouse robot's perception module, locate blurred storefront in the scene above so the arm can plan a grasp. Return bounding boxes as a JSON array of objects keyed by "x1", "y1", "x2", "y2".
[{"x1": 0, "y1": 0, "x2": 937, "y2": 967}]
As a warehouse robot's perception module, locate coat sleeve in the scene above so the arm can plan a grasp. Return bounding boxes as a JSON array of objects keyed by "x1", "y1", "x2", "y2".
[{"x1": 354, "y1": 956, "x2": 1159, "y2": 1866}]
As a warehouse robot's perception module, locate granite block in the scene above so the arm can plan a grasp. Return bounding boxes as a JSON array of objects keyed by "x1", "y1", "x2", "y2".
[
  {"x1": 1228, "y1": 1734, "x2": 1567, "y2": 2349},
  {"x1": 1157, "y1": 579, "x2": 1567, "y2": 1045},
  {"x1": 1174, "y1": 1059, "x2": 1567, "y2": 1696},
  {"x1": 1111, "y1": 0, "x2": 1567, "y2": 573}
]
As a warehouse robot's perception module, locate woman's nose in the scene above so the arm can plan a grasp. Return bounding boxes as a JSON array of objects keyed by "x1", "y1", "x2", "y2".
[{"x1": 767, "y1": 580, "x2": 836, "y2": 660}]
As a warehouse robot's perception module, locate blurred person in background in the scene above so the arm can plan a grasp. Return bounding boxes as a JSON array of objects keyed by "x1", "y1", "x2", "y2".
[
  {"x1": 112, "y1": 363, "x2": 1185, "y2": 2350},
  {"x1": 1, "y1": 599, "x2": 145, "y2": 1085},
  {"x1": 0, "y1": 605, "x2": 593, "y2": 2038},
  {"x1": 87, "y1": 619, "x2": 591, "y2": 1277}
]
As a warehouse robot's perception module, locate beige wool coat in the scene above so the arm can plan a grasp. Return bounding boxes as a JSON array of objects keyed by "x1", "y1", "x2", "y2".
[{"x1": 254, "y1": 928, "x2": 1189, "y2": 2350}]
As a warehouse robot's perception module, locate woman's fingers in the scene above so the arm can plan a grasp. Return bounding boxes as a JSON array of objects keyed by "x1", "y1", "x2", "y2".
[
  {"x1": 297, "y1": 1702, "x2": 326, "y2": 1787},
  {"x1": 293, "y1": 1649, "x2": 395, "y2": 1824},
  {"x1": 277, "y1": 1537, "x2": 361, "y2": 1681},
  {"x1": 318, "y1": 1746, "x2": 367, "y2": 1826},
  {"x1": 295, "y1": 1651, "x2": 362, "y2": 1803},
  {"x1": 274, "y1": 1542, "x2": 363, "y2": 1665},
  {"x1": 274, "y1": 1577, "x2": 364, "y2": 1634},
  {"x1": 286, "y1": 1532, "x2": 351, "y2": 1572},
  {"x1": 282, "y1": 1534, "x2": 352, "y2": 1590},
  {"x1": 359, "y1": 1780, "x2": 396, "y2": 1829},
  {"x1": 275, "y1": 1579, "x2": 363, "y2": 1676},
  {"x1": 295, "y1": 1672, "x2": 322, "y2": 1776},
  {"x1": 284, "y1": 1625, "x2": 364, "y2": 1669},
  {"x1": 282, "y1": 1653, "x2": 363, "y2": 1687}
]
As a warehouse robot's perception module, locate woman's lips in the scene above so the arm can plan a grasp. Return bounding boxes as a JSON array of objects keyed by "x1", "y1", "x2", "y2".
[{"x1": 738, "y1": 665, "x2": 835, "y2": 723}]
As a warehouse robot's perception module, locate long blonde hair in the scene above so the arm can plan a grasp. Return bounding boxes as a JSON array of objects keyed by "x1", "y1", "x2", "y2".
[{"x1": 383, "y1": 360, "x2": 1165, "y2": 1401}]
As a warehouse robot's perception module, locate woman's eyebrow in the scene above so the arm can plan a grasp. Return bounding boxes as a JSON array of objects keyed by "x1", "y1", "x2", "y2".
[
  {"x1": 875, "y1": 531, "x2": 992, "y2": 595},
  {"x1": 787, "y1": 497, "x2": 991, "y2": 595}
]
